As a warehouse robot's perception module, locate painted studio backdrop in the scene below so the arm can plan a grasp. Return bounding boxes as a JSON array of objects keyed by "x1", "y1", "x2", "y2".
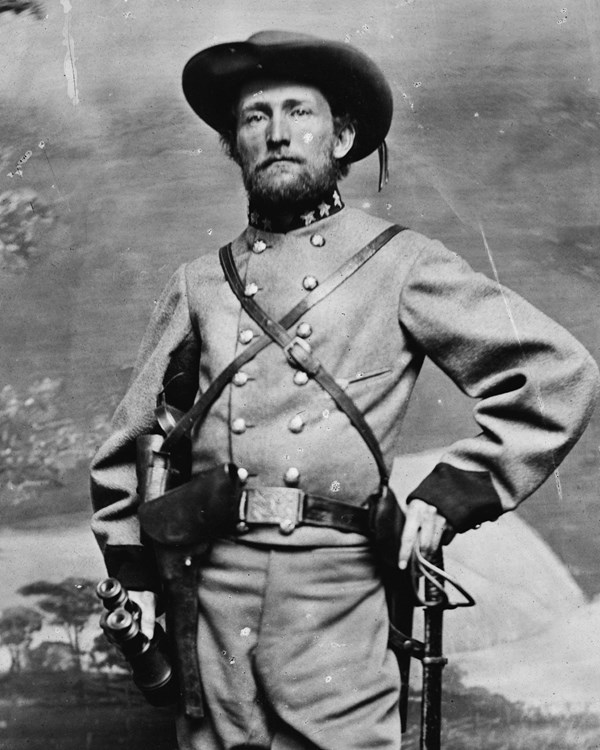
[{"x1": 1, "y1": 1, "x2": 599, "y2": 748}]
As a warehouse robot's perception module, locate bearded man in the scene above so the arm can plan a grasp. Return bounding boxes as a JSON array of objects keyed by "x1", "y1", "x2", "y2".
[{"x1": 91, "y1": 31, "x2": 599, "y2": 750}]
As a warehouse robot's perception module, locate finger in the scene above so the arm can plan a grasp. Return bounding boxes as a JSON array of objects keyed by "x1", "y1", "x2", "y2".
[
  {"x1": 419, "y1": 515, "x2": 443, "y2": 549},
  {"x1": 418, "y1": 515, "x2": 447, "y2": 559},
  {"x1": 398, "y1": 504, "x2": 423, "y2": 570}
]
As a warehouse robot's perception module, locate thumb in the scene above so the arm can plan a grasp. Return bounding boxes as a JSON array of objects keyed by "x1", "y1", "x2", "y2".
[
  {"x1": 139, "y1": 608, "x2": 156, "y2": 641},
  {"x1": 128, "y1": 590, "x2": 157, "y2": 640}
]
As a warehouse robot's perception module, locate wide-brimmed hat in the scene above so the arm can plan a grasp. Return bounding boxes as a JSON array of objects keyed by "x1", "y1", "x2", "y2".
[{"x1": 182, "y1": 30, "x2": 393, "y2": 164}]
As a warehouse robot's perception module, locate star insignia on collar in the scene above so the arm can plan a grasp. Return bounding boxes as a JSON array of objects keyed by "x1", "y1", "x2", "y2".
[
  {"x1": 250, "y1": 211, "x2": 260, "y2": 225},
  {"x1": 318, "y1": 202, "x2": 331, "y2": 217},
  {"x1": 261, "y1": 218, "x2": 272, "y2": 231},
  {"x1": 301, "y1": 211, "x2": 316, "y2": 226},
  {"x1": 332, "y1": 191, "x2": 342, "y2": 208}
]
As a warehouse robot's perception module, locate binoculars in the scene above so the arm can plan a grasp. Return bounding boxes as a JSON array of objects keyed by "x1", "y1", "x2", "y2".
[{"x1": 97, "y1": 577, "x2": 178, "y2": 707}]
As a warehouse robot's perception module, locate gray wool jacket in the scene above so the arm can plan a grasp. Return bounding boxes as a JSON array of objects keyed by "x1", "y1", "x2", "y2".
[{"x1": 91, "y1": 206, "x2": 599, "y2": 591}]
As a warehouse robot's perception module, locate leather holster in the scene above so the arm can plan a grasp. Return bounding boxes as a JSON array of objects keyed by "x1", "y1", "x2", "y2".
[{"x1": 368, "y1": 486, "x2": 405, "y2": 570}]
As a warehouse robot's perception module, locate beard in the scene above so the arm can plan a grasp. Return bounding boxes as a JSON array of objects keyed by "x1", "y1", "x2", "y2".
[{"x1": 238, "y1": 139, "x2": 341, "y2": 211}]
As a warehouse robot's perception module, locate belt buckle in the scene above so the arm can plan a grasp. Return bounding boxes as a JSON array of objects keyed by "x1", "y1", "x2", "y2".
[{"x1": 243, "y1": 488, "x2": 304, "y2": 535}]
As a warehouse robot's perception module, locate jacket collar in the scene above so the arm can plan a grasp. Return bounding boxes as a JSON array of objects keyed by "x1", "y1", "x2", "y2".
[{"x1": 248, "y1": 187, "x2": 344, "y2": 233}]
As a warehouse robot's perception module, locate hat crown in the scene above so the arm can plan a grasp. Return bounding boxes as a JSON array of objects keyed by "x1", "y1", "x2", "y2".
[{"x1": 247, "y1": 30, "x2": 325, "y2": 46}]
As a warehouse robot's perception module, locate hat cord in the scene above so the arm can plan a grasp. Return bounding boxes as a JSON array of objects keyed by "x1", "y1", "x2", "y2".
[{"x1": 378, "y1": 140, "x2": 389, "y2": 192}]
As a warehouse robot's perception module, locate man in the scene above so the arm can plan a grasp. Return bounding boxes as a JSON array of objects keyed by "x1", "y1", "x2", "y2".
[{"x1": 91, "y1": 31, "x2": 599, "y2": 749}]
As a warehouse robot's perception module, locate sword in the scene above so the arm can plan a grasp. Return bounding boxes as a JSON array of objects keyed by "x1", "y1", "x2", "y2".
[{"x1": 411, "y1": 545, "x2": 475, "y2": 749}]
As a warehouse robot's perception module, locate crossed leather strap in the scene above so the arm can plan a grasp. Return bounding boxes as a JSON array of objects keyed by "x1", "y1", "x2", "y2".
[
  {"x1": 219, "y1": 241, "x2": 395, "y2": 491},
  {"x1": 160, "y1": 224, "x2": 404, "y2": 463}
]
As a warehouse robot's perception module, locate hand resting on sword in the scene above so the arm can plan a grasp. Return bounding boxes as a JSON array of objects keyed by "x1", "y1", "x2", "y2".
[{"x1": 398, "y1": 498, "x2": 455, "y2": 570}]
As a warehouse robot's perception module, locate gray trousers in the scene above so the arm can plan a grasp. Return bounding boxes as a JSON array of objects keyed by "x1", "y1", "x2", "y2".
[{"x1": 176, "y1": 539, "x2": 401, "y2": 750}]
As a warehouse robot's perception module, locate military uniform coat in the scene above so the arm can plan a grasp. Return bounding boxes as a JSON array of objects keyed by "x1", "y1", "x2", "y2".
[{"x1": 91, "y1": 203, "x2": 598, "y2": 588}]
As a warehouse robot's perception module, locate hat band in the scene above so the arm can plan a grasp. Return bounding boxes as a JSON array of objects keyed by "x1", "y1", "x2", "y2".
[{"x1": 378, "y1": 141, "x2": 389, "y2": 192}]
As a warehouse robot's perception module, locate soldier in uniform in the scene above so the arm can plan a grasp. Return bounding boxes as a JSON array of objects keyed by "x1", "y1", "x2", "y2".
[{"x1": 91, "y1": 31, "x2": 599, "y2": 750}]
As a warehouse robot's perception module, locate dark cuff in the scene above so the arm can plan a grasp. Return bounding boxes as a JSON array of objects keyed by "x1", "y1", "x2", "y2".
[
  {"x1": 104, "y1": 544, "x2": 161, "y2": 592},
  {"x1": 407, "y1": 462, "x2": 503, "y2": 533}
]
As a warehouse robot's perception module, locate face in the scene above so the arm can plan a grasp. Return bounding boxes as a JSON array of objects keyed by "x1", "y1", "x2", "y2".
[{"x1": 234, "y1": 80, "x2": 355, "y2": 205}]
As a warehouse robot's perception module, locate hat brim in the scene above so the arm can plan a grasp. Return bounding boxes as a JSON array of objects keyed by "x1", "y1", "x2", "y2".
[{"x1": 182, "y1": 38, "x2": 393, "y2": 163}]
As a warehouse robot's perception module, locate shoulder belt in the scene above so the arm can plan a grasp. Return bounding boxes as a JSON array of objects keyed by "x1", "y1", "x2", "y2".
[{"x1": 160, "y1": 225, "x2": 405, "y2": 471}]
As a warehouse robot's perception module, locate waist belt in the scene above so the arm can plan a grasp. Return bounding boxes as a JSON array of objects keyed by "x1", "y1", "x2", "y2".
[
  {"x1": 238, "y1": 487, "x2": 370, "y2": 536},
  {"x1": 140, "y1": 467, "x2": 370, "y2": 547}
]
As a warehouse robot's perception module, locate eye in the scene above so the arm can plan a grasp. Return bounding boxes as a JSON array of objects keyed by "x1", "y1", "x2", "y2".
[
  {"x1": 242, "y1": 111, "x2": 267, "y2": 125},
  {"x1": 291, "y1": 107, "x2": 312, "y2": 120}
]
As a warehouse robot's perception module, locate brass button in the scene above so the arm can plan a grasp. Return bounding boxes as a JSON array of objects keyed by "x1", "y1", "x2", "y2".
[
  {"x1": 293, "y1": 371, "x2": 309, "y2": 386},
  {"x1": 296, "y1": 322, "x2": 312, "y2": 339},
  {"x1": 310, "y1": 233, "x2": 325, "y2": 247},
  {"x1": 288, "y1": 415, "x2": 305, "y2": 433},
  {"x1": 237, "y1": 467, "x2": 249, "y2": 483},
  {"x1": 284, "y1": 467, "x2": 300, "y2": 485},
  {"x1": 239, "y1": 329, "x2": 254, "y2": 344},
  {"x1": 302, "y1": 275, "x2": 318, "y2": 291},
  {"x1": 252, "y1": 240, "x2": 267, "y2": 254},
  {"x1": 244, "y1": 282, "x2": 259, "y2": 297},
  {"x1": 279, "y1": 519, "x2": 296, "y2": 535},
  {"x1": 231, "y1": 418, "x2": 247, "y2": 434},
  {"x1": 232, "y1": 371, "x2": 249, "y2": 386}
]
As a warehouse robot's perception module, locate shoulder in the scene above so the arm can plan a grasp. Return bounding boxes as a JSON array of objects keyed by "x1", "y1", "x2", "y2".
[
  {"x1": 182, "y1": 225, "x2": 252, "y2": 280},
  {"x1": 183, "y1": 250, "x2": 222, "y2": 280},
  {"x1": 344, "y1": 207, "x2": 437, "y2": 248},
  {"x1": 340, "y1": 208, "x2": 451, "y2": 274}
]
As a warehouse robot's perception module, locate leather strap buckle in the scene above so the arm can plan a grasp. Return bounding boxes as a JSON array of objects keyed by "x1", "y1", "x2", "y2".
[
  {"x1": 237, "y1": 488, "x2": 305, "y2": 535},
  {"x1": 283, "y1": 337, "x2": 320, "y2": 376}
]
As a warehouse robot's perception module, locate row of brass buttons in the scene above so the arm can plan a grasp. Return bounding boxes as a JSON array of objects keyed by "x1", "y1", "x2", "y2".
[
  {"x1": 251, "y1": 234, "x2": 325, "y2": 254},
  {"x1": 232, "y1": 368, "x2": 310, "y2": 388},
  {"x1": 242, "y1": 275, "x2": 319, "y2": 297},
  {"x1": 235, "y1": 233, "x2": 324, "y2": 488},
  {"x1": 230, "y1": 414, "x2": 305, "y2": 435},
  {"x1": 235, "y1": 467, "x2": 301, "y2": 487},
  {"x1": 238, "y1": 321, "x2": 312, "y2": 346}
]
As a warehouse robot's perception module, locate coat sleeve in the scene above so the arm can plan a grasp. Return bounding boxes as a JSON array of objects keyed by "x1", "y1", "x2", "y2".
[
  {"x1": 90, "y1": 264, "x2": 196, "y2": 591},
  {"x1": 399, "y1": 239, "x2": 599, "y2": 533}
]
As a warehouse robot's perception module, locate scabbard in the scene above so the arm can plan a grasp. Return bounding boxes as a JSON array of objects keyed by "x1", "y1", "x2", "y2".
[
  {"x1": 420, "y1": 549, "x2": 447, "y2": 750},
  {"x1": 154, "y1": 543, "x2": 210, "y2": 720},
  {"x1": 380, "y1": 565, "x2": 419, "y2": 733}
]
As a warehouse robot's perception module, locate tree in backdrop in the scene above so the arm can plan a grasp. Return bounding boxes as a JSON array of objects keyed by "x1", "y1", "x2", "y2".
[
  {"x1": 28, "y1": 640, "x2": 78, "y2": 672},
  {"x1": 18, "y1": 577, "x2": 103, "y2": 673},
  {"x1": 0, "y1": 605, "x2": 43, "y2": 672},
  {"x1": 0, "y1": 377, "x2": 111, "y2": 507},
  {"x1": 89, "y1": 631, "x2": 128, "y2": 674},
  {"x1": 0, "y1": 188, "x2": 55, "y2": 273}
]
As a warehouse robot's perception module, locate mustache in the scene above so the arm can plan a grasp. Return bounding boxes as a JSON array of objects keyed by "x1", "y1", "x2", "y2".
[{"x1": 258, "y1": 155, "x2": 304, "y2": 170}]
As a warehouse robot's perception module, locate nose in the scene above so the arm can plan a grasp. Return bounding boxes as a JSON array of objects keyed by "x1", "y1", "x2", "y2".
[{"x1": 266, "y1": 111, "x2": 291, "y2": 147}]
